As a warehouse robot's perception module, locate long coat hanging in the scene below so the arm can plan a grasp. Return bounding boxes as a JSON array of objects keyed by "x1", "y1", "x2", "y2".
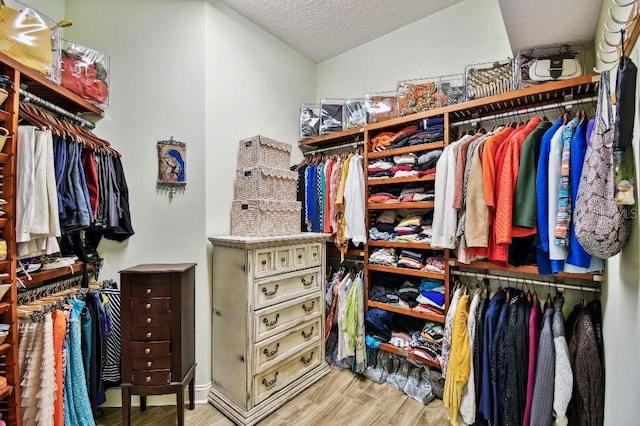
[{"x1": 157, "y1": 136, "x2": 186, "y2": 200}]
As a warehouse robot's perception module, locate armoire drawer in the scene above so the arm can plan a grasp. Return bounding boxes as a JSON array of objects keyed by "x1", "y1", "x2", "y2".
[
  {"x1": 254, "y1": 316, "x2": 321, "y2": 373},
  {"x1": 131, "y1": 357, "x2": 171, "y2": 370},
  {"x1": 131, "y1": 369, "x2": 171, "y2": 386},
  {"x1": 130, "y1": 279, "x2": 171, "y2": 298},
  {"x1": 130, "y1": 298, "x2": 171, "y2": 313},
  {"x1": 288, "y1": 243, "x2": 322, "y2": 270},
  {"x1": 131, "y1": 312, "x2": 172, "y2": 327},
  {"x1": 130, "y1": 327, "x2": 171, "y2": 341},
  {"x1": 254, "y1": 294, "x2": 322, "y2": 342},
  {"x1": 254, "y1": 267, "x2": 321, "y2": 309},
  {"x1": 130, "y1": 341, "x2": 171, "y2": 358},
  {"x1": 253, "y1": 342, "x2": 322, "y2": 405},
  {"x1": 254, "y1": 243, "x2": 323, "y2": 278}
]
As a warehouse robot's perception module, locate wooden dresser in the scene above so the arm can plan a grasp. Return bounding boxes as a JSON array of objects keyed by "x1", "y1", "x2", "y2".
[
  {"x1": 119, "y1": 263, "x2": 197, "y2": 426},
  {"x1": 208, "y1": 233, "x2": 331, "y2": 425}
]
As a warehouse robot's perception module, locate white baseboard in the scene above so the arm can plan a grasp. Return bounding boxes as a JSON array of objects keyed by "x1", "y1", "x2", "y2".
[{"x1": 101, "y1": 382, "x2": 213, "y2": 407}]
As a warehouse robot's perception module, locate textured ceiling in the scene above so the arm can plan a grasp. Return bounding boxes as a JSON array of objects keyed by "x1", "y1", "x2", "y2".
[
  {"x1": 498, "y1": 0, "x2": 604, "y2": 53},
  {"x1": 221, "y1": 0, "x2": 462, "y2": 62}
]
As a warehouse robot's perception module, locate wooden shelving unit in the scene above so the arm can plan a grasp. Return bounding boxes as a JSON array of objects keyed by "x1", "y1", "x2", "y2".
[
  {"x1": 367, "y1": 202, "x2": 434, "y2": 210},
  {"x1": 368, "y1": 174, "x2": 436, "y2": 186},
  {"x1": 367, "y1": 141, "x2": 445, "y2": 159},
  {"x1": 0, "y1": 50, "x2": 104, "y2": 425},
  {"x1": 367, "y1": 300, "x2": 444, "y2": 322},
  {"x1": 368, "y1": 264, "x2": 445, "y2": 280},
  {"x1": 367, "y1": 240, "x2": 439, "y2": 250},
  {"x1": 377, "y1": 343, "x2": 440, "y2": 369},
  {"x1": 450, "y1": 259, "x2": 604, "y2": 282},
  {"x1": 20, "y1": 262, "x2": 88, "y2": 288},
  {"x1": 298, "y1": 127, "x2": 365, "y2": 151}
]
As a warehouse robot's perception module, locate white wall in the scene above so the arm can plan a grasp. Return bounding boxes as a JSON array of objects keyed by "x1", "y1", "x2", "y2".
[
  {"x1": 316, "y1": 0, "x2": 512, "y2": 99},
  {"x1": 64, "y1": 0, "x2": 209, "y2": 404}
]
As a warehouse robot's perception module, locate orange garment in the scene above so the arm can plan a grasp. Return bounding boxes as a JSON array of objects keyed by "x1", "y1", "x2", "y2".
[
  {"x1": 490, "y1": 118, "x2": 542, "y2": 263},
  {"x1": 323, "y1": 160, "x2": 333, "y2": 233},
  {"x1": 371, "y1": 132, "x2": 395, "y2": 151},
  {"x1": 53, "y1": 309, "x2": 67, "y2": 426},
  {"x1": 481, "y1": 127, "x2": 516, "y2": 209}
]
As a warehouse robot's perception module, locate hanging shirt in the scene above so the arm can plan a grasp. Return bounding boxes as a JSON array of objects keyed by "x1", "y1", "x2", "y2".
[
  {"x1": 431, "y1": 144, "x2": 453, "y2": 248},
  {"x1": 555, "y1": 119, "x2": 579, "y2": 247},
  {"x1": 442, "y1": 137, "x2": 471, "y2": 248},
  {"x1": 478, "y1": 289, "x2": 505, "y2": 423},
  {"x1": 547, "y1": 125, "x2": 567, "y2": 267},
  {"x1": 459, "y1": 289, "x2": 482, "y2": 425},
  {"x1": 344, "y1": 154, "x2": 366, "y2": 246},
  {"x1": 443, "y1": 294, "x2": 471, "y2": 426}
]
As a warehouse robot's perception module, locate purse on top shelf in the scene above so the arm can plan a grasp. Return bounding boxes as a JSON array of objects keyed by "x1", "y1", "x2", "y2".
[{"x1": 515, "y1": 45, "x2": 584, "y2": 89}]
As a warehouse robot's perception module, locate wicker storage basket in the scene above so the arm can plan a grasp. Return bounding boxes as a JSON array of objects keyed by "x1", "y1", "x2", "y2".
[
  {"x1": 238, "y1": 135, "x2": 291, "y2": 170},
  {"x1": 231, "y1": 200, "x2": 301, "y2": 237},
  {"x1": 235, "y1": 166, "x2": 298, "y2": 201}
]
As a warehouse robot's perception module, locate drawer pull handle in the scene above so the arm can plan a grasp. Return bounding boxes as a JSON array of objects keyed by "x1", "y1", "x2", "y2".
[
  {"x1": 312, "y1": 252, "x2": 317, "y2": 257},
  {"x1": 146, "y1": 303, "x2": 152, "y2": 310},
  {"x1": 298, "y1": 254, "x2": 303, "y2": 259},
  {"x1": 280, "y1": 256, "x2": 286, "y2": 262},
  {"x1": 146, "y1": 376, "x2": 151, "y2": 383},
  {"x1": 146, "y1": 318, "x2": 152, "y2": 324},
  {"x1": 301, "y1": 276, "x2": 314, "y2": 286},
  {"x1": 261, "y1": 284, "x2": 279, "y2": 296},
  {"x1": 146, "y1": 332, "x2": 152, "y2": 338},
  {"x1": 262, "y1": 343, "x2": 280, "y2": 358},
  {"x1": 146, "y1": 288, "x2": 152, "y2": 295},
  {"x1": 146, "y1": 361, "x2": 152, "y2": 367},
  {"x1": 145, "y1": 348, "x2": 151, "y2": 354},
  {"x1": 301, "y1": 326, "x2": 315, "y2": 339},
  {"x1": 302, "y1": 301, "x2": 315, "y2": 312},
  {"x1": 300, "y1": 352, "x2": 314, "y2": 365},
  {"x1": 261, "y1": 260, "x2": 267, "y2": 266},
  {"x1": 262, "y1": 314, "x2": 279, "y2": 326},
  {"x1": 261, "y1": 372, "x2": 278, "y2": 387}
]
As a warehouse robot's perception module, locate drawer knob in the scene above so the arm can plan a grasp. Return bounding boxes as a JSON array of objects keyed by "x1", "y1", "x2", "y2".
[
  {"x1": 297, "y1": 254, "x2": 303, "y2": 259},
  {"x1": 301, "y1": 276, "x2": 314, "y2": 286},
  {"x1": 261, "y1": 284, "x2": 279, "y2": 296},
  {"x1": 145, "y1": 303, "x2": 152, "y2": 310},
  {"x1": 262, "y1": 342, "x2": 280, "y2": 358},
  {"x1": 300, "y1": 351, "x2": 314, "y2": 366},
  {"x1": 145, "y1": 348, "x2": 151, "y2": 354},
  {"x1": 146, "y1": 318, "x2": 152, "y2": 324},
  {"x1": 280, "y1": 256, "x2": 286, "y2": 262},
  {"x1": 312, "y1": 252, "x2": 317, "y2": 257},
  {"x1": 147, "y1": 361, "x2": 152, "y2": 367},
  {"x1": 261, "y1": 372, "x2": 278, "y2": 387},
  {"x1": 146, "y1": 288, "x2": 152, "y2": 295},
  {"x1": 146, "y1": 332, "x2": 152, "y2": 338},
  {"x1": 261, "y1": 260, "x2": 267, "y2": 266},
  {"x1": 262, "y1": 313, "x2": 279, "y2": 327},
  {"x1": 302, "y1": 301, "x2": 315, "y2": 312},
  {"x1": 146, "y1": 376, "x2": 151, "y2": 383},
  {"x1": 301, "y1": 326, "x2": 315, "y2": 339}
]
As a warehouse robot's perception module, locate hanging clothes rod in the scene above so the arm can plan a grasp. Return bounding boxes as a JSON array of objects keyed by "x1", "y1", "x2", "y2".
[
  {"x1": 302, "y1": 141, "x2": 364, "y2": 156},
  {"x1": 450, "y1": 269, "x2": 602, "y2": 292},
  {"x1": 20, "y1": 90, "x2": 96, "y2": 129},
  {"x1": 450, "y1": 95, "x2": 598, "y2": 128}
]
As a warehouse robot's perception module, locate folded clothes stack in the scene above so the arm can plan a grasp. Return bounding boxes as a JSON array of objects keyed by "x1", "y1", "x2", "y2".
[
  {"x1": 415, "y1": 278, "x2": 446, "y2": 315},
  {"x1": 365, "y1": 308, "x2": 394, "y2": 342},
  {"x1": 369, "y1": 210, "x2": 434, "y2": 243},
  {"x1": 369, "y1": 248, "x2": 398, "y2": 266},
  {"x1": 367, "y1": 149, "x2": 443, "y2": 180},
  {"x1": 397, "y1": 249, "x2": 425, "y2": 269}
]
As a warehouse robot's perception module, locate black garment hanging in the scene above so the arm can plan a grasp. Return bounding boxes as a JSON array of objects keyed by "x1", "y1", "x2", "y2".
[
  {"x1": 613, "y1": 31, "x2": 637, "y2": 152},
  {"x1": 103, "y1": 156, "x2": 134, "y2": 242}
]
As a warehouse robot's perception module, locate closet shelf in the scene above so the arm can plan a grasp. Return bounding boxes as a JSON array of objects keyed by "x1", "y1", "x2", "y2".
[
  {"x1": 368, "y1": 264, "x2": 445, "y2": 281},
  {"x1": 0, "y1": 261, "x2": 9, "y2": 273},
  {"x1": 21, "y1": 261, "x2": 89, "y2": 288},
  {"x1": 326, "y1": 245, "x2": 365, "y2": 258},
  {"x1": 0, "y1": 218, "x2": 7, "y2": 228},
  {"x1": 367, "y1": 141, "x2": 445, "y2": 159},
  {"x1": 0, "y1": 302, "x2": 10, "y2": 315},
  {"x1": 449, "y1": 260, "x2": 604, "y2": 282},
  {"x1": 377, "y1": 342, "x2": 440, "y2": 369},
  {"x1": 0, "y1": 385, "x2": 13, "y2": 401},
  {"x1": 0, "y1": 52, "x2": 103, "y2": 117},
  {"x1": 0, "y1": 153, "x2": 9, "y2": 164},
  {"x1": 367, "y1": 174, "x2": 436, "y2": 186},
  {"x1": 368, "y1": 240, "x2": 441, "y2": 251},
  {"x1": 298, "y1": 127, "x2": 364, "y2": 151},
  {"x1": 367, "y1": 300, "x2": 444, "y2": 323},
  {"x1": 0, "y1": 110, "x2": 10, "y2": 122},
  {"x1": 367, "y1": 202, "x2": 434, "y2": 210},
  {"x1": 0, "y1": 343, "x2": 10, "y2": 356}
]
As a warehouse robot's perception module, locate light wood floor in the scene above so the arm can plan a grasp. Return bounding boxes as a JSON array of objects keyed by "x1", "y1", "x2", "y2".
[{"x1": 97, "y1": 366, "x2": 449, "y2": 425}]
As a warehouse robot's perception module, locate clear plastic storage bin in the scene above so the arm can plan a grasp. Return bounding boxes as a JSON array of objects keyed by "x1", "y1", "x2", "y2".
[
  {"x1": 364, "y1": 91, "x2": 397, "y2": 124},
  {"x1": 437, "y1": 74, "x2": 465, "y2": 106},
  {"x1": 344, "y1": 98, "x2": 367, "y2": 129},
  {"x1": 396, "y1": 77, "x2": 440, "y2": 116},
  {"x1": 320, "y1": 98, "x2": 346, "y2": 135},
  {"x1": 464, "y1": 59, "x2": 514, "y2": 101},
  {"x1": 300, "y1": 104, "x2": 320, "y2": 139},
  {"x1": 60, "y1": 39, "x2": 110, "y2": 108},
  {"x1": 515, "y1": 45, "x2": 584, "y2": 89}
]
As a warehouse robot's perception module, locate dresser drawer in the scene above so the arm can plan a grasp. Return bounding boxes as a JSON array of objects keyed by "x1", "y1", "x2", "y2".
[
  {"x1": 131, "y1": 280, "x2": 171, "y2": 298},
  {"x1": 253, "y1": 343, "x2": 321, "y2": 405},
  {"x1": 254, "y1": 316, "x2": 321, "y2": 373},
  {"x1": 130, "y1": 298, "x2": 171, "y2": 313},
  {"x1": 255, "y1": 267, "x2": 321, "y2": 309},
  {"x1": 131, "y1": 369, "x2": 171, "y2": 386},
  {"x1": 131, "y1": 312, "x2": 172, "y2": 327},
  {"x1": 132, "y1": 357, "x2": 171, "y2": 370},
  {"x1": 130, "y1": 327, "x2": 171, "y2": 341},
  {"x1": 291, "y1": 243, "x2": 322, "y2": 269},
  {"x1": 130, "y1": 341, "x2": 171, "y2": 358},
  {"x1": 254, "y1": 294, "x2": 322, "y2": 342}
]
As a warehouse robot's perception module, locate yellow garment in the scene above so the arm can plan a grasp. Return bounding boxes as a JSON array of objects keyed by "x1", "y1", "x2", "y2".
[
  {"x1": 443, "y1": 294, "x2": 471, "y2": 426},
  {"x1": 334, "y1": 154, "x2": 352, "y2": 261}
]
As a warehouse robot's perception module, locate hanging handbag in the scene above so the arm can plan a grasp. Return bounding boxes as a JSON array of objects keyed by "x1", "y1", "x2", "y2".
[
  {"x1": 574, "y1": 70, "x2": 631, "y2": 258},
  {"x1": 0, "y1": 1, "x2": 52, "y2": 75}
]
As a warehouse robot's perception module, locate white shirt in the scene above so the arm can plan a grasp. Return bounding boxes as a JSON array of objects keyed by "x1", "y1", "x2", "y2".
[{"x1": 344, "y1": 154, "x2": 366, "y2": 246}]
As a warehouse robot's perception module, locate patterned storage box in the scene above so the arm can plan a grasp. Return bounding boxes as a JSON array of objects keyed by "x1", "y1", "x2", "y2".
[
  {"x1": 238, "y1": 135, "x2": 292, "y2": 170},
  {"x1": 231, "y1": 200, "x2": 301, "y2": 237},
  {"x1": 464, "y1": 59, "x2": 514, "y2": 101},
  {"x1": 235, "y1": 166, "x2": 298, "y2": 201},
  {"x1": 396, "y1": 78, "x2": 441, "y2": 116}
]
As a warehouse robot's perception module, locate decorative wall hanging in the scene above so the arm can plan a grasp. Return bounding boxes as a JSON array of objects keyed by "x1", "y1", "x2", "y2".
[{"x1": 157, "y1": 136, "x2": 186, "y2": 200}]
